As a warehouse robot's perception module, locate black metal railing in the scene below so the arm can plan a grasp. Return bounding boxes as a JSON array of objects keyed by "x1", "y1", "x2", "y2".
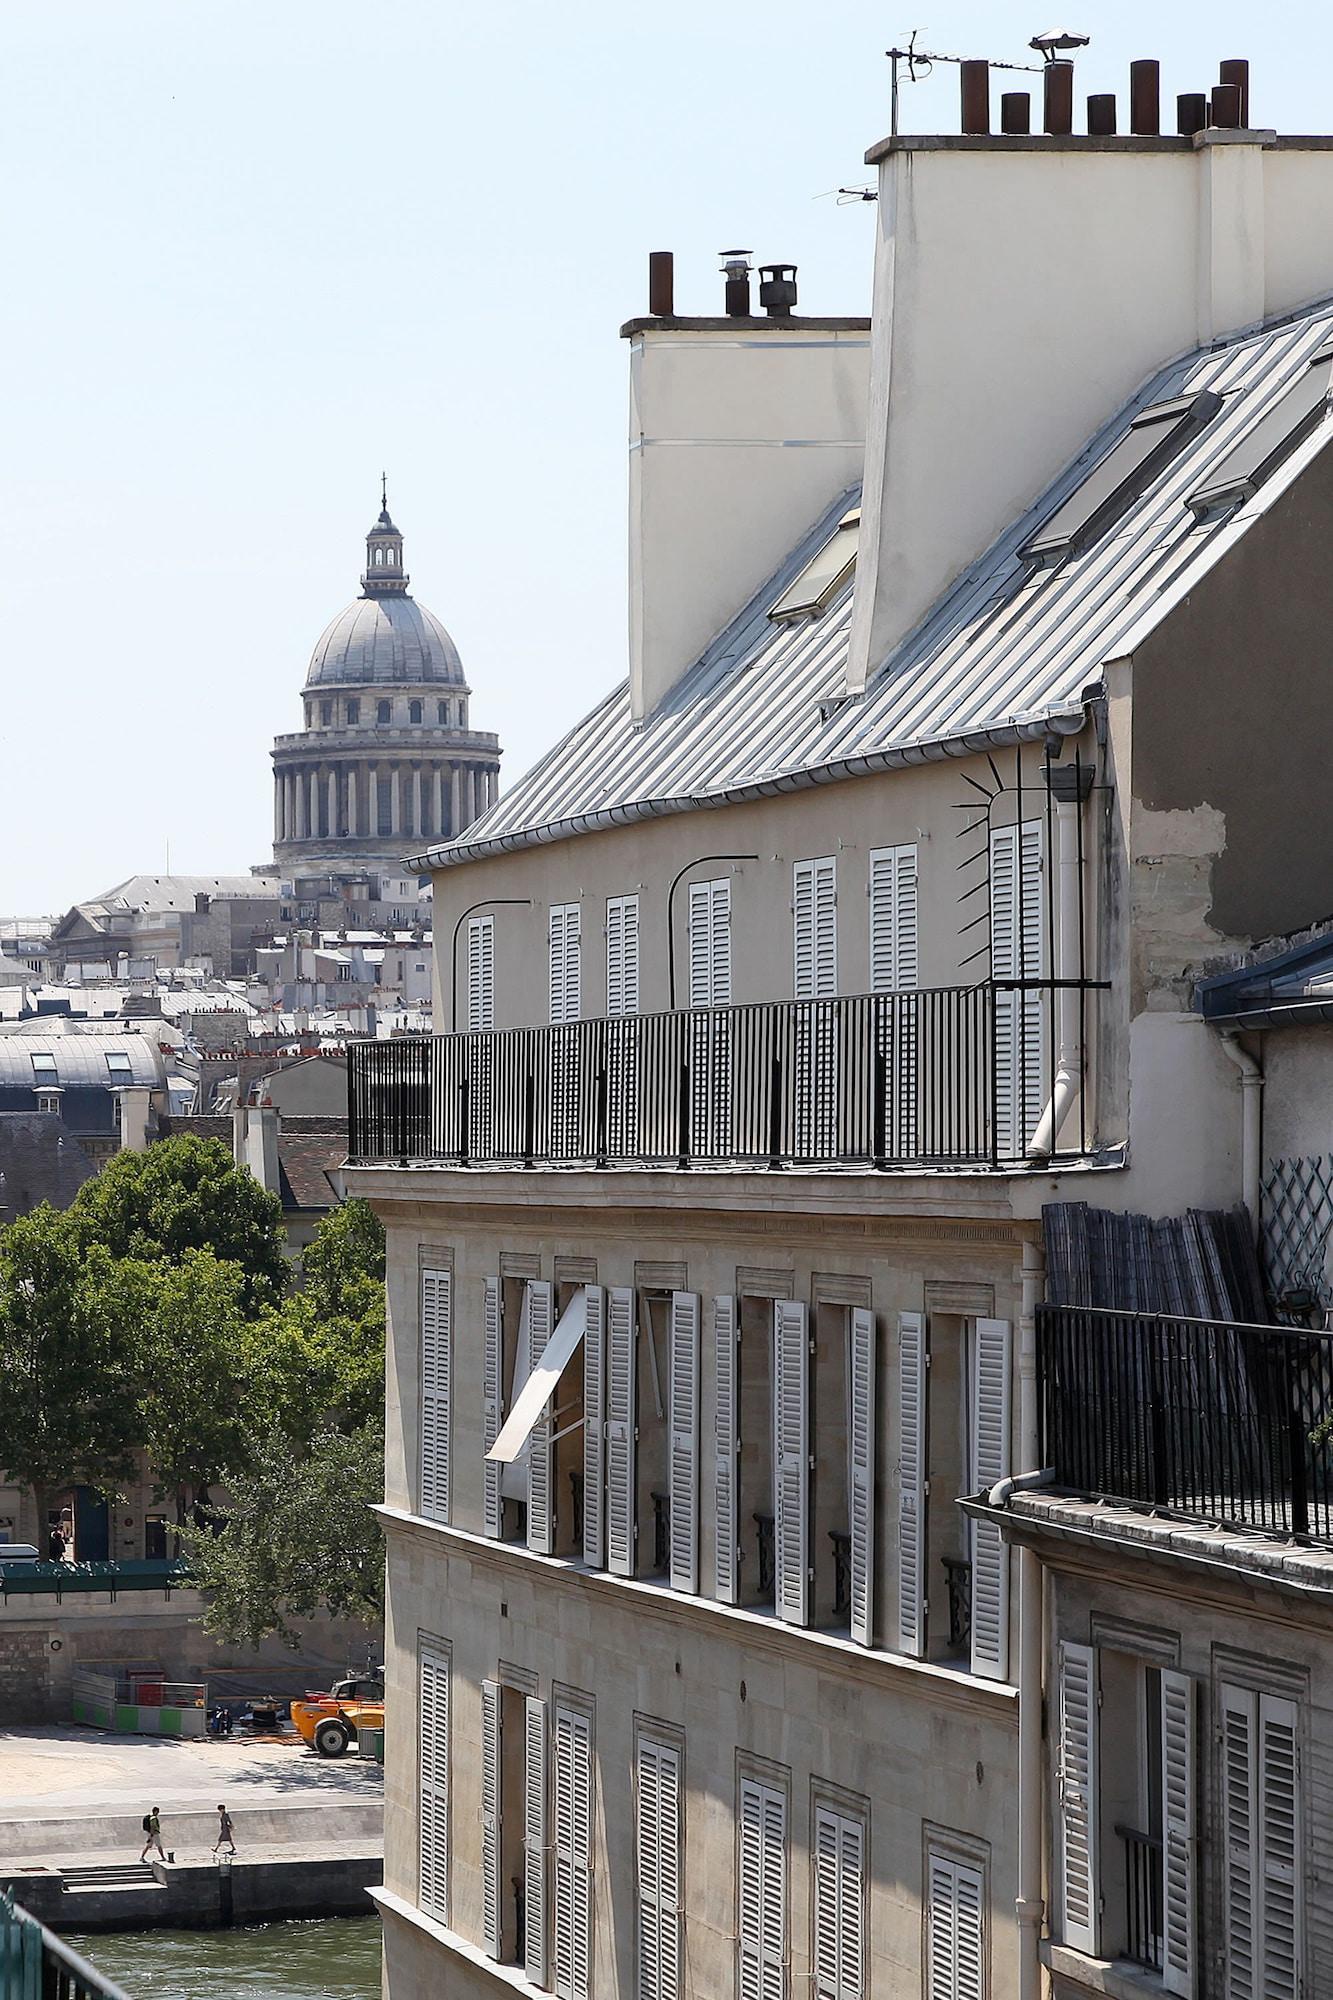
[
  {"x1": 1039, "y1": 1305, "x2": 1333, "y2": 1541},
  {"x1": 348, "y1": 981, "x2": 1102, "y2": 1171},
  {"x1": 1, "y1": 1891, "x2": 132, "y2": 2000},
  {"x1": 1116, "y1": 1825, "x2": 1163, "y2": 1970}
]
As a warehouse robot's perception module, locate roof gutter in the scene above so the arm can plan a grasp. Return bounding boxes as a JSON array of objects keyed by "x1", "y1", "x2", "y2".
[{"x1": 405, "y1": 706, "x2": 1089, "y2": 873}]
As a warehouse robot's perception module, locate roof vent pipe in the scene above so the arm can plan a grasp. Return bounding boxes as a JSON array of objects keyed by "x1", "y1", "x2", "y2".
[
  {"x1": 720, "y1": 250, "x2": 752, "y2": 318},
  {"x1": 1043, "y1": 60, "x2": 1074, "y2": 135},
  {"x1": 648, "y1": 251, "x2": 674, "y2": 318},
  {"x1": 1177, "y1": 92, "x2": 1207, "y2": 136},
  {"x1": 757, "y1": 263, "x2": 798, "y2": 316},
  {"x1": 960, "y1": 59, "x2": 990, "y2": 134},
  {"x1": 1001, "y1": 91, "x2": 1031, "y2": 134},
  {"x1": 1219, "y1": 58, "x2": 1250, "y2": 127},
  {"x1": 1087, "y1": 93, "x2": 1116, "y2": 136},
  {"x1": 1211, "y1": 82, "x2": 1242, "y2": 130},
  {"x1": 1129, "y1": 59, "x2": 1160, "y2": 134}
]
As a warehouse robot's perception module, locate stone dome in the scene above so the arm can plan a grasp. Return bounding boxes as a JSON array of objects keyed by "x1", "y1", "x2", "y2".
[{"x1": 304, "y1": 592, "x2": 466, "y2": 689}]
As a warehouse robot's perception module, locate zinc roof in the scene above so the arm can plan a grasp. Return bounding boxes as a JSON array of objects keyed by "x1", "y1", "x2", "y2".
[{"x1": 417, "y1": 296, "x2": 1333, "y2": 869}]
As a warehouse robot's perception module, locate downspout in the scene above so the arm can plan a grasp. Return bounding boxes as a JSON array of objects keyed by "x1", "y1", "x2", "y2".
[
  {"x1": 1014, "y1": 1237, "x2": 1048, "y2": 2000},
  {"x1": 1028, "y1": 764, "x2": 1094, "y2": 1162},
  {"x1": 1220, "y1": 1030, "x2": 1264, "y2": 1245}
]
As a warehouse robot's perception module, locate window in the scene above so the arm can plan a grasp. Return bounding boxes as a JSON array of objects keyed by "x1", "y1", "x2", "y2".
[
  {"x1": 773, "y1": 1300, "x2": 809, "y2": 1627},
  {"x1": 1189, "y1": 352, "x2": 1333, "y2": 517},
  {"x1": 606, "y1": 895, "x2": 640, "y2": 1017},
  {"x1": 688, "y1": 880, "x2": 731, "y2": 1008},
  {"x1": 486, "y1": 1275, "x2": 594, "y2": 1559},
  {"x1": 377, "y1": 777, "x2": 393, "y2": 836},
  {"x1": 105, "y1": 1051, "x2": 133, "y2": 1078},
  {"x1": 377, "y1": 699, "x2": 391, "y2": 725},
  {"x1": 437, "y1": 700, "x2": 448, "y2": 724},
  {"x1": 481, "y1": 1679, "x2": 546, "y2": 1969},
  {"x1": 812, "y1": 1801, "x2": 865, "y2": 2000},
  {"x1": 1021, "y1": 389, "x2": 1221, "y2": 561},
  {"x1": 336, "y1": 962, "x2": 352, "y2": 982},
  {"x1": 924, "y1": 1842, "x2": 986, "y2": 1998},
  {"x1": 1220, "y1": 1682, "x2": 1299, "y2": 2000},
  {"x1": 30, "y1": 1053, "x2": 57, "y2": 1080},
  {"x1": 636, "y1": 1733, "x2": 683, "y2": 2000},
  {"x1": 468, "y1": 916, "x2": 494, "y2": 1032},
  {"x1": 373, "y1": 546, "x2": 384, "y2": 565},
  {"x1": 667, "y1": 1291, "x2": 701, "y2": 1593},
  {"x1": 768, "y1": 508, "x2": 858, "y2": 622},
  {"x1": 968, "y1": 1317, "x2": 1012, "y2": 1680},
  {"x1": 549, "y1": 904, "x2": 582, "y2": 1024},
  {"x1": 737, "y1": 1774, "x2": 787, "y2": 2000},
  {"x1": 409, "y1": 699, "x2": 423, "y2": 724},
  {"x1": 36, "y1": 1091, "x2": 60, "y2": 1115},
  {"x1": 346, "y1": 698, "x2": 360, "y2": 725},
  {"x1": 418, "y1": 1639, "x2": 450, "y2": 1922},
  {"x1": 793, "y1": 858, "x2": 837, "y2": 999},
  {"x1": 419, "y1": 1268, "x2": 451, "y2": 1524},
  {"x1": 990, "y1": 820, "x2": 1045, "y2": 1159},
  {"x1": 320, "y1": 700, "x2": 333, "y2": 725},
  {"x1": 553, "y1": 1701, "x2": 594, "y2": 2000}
]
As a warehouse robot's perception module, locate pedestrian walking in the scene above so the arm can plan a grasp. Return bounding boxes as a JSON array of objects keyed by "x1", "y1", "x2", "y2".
[
  {"x1": 213, "y1": 1804, "x2": 237, "y2": 1855},
  {"x1": 139, "y1": 1806, "x2": 165, "y2": 1863},
  {"x1": 46, "y1": 1522, "x2": 65, "y2": 1563}
]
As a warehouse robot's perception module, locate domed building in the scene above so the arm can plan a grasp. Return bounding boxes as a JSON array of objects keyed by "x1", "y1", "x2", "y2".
[{"x1": 272, "y1": 499, "x2": 500, "y2": 883}]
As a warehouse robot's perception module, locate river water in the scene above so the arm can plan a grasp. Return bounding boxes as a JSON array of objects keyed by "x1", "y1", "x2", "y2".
[{"x1": 63, "y1": 1917, "x2": 382, "y2": 2000}]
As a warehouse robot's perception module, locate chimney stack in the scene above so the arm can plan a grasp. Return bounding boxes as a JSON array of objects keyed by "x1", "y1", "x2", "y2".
[
  {"x1": 1000, "y1": 92, "x2": 1031, "y2": 135},
  {"x1": 1129, "y1": 60, "x2": 1160, "y2": 135},
  {"x1": 1087, "y1": 94, "x2": 1117, "y2": 138},
  {"x1": 1177, "y1": 92, "x2": 1208, "y2": 136},
  {"x1": 960, "y1": 60, "x2": 990, "y2": 135},
  {"x1": 758, "y1": 263, "x2": 798, "y2": 316},
  {"x1": 1219, "y1": 58, "x2": 1250, "y2": 127},
  {"x1": 1211, "y1": 82, "x2": 1242, "y2": 131},
  {"x1": 648, "y1": 251, "x2": 674, "y2": 318},
  {"x1": 1043, "y1": 61, "x2": 1074, "y2": 135},
  {"x1": 720, "y1": 250, "x2": 752, "y2": 317}
]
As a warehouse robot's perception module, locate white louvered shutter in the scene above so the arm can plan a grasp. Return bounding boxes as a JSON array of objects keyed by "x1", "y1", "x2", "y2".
[
  {"x1": 606, "y1": 1287, "x2": 638, "y2": 1576},
  {"x1": 713, "y1": 1295, "x2": 739, "y2": 1603},
  {"x1": 483, "y1": 1276, "x2": 502, "y2": 1537},
  {"x1": 554, "y1": 1704, "x2": 593, "y2": 2000},
  {"x1": 895, "y1": 1311, "x2": 927, "y2": 1659},
  {"x1": 1255, "y1": 1691, "x2": 1302, "y2": 2000},
  {"x1": 549, "y1": 903, "x2": 582, "y2": 1024},
  {"x1": 773, "y1": 1300, "x2": 810, "y2": 1627},
  {"x1": 1223, "y1": 1684, "x2": 1259, "y2": 2000},
  {"x1": 526, "y1": 1280, "x2": 555, "y2": 1555},
  {"x1": 1161, "y1": 1670, "x2": 1197, "y2": 1997},
  {"x1": 607, "y1": 895, "x2": 641, "y2": 1018},
  {"x1": 990, "y1": 820, "x2": 1045, "y2": 1158},
  {"x1": 467, "y1": 915, "x2": 495, "y2": 1032},
  {"x1": 813, "y1": 1805, "x2": 865, "y2": 2000},
  {"x1": 793, "y1": 857, "x2": 837, "y2": 998},
  {"x1": 419, "y1": 1644, "x2": 449, "y2": 1922},
  {"x1": 688, "y1": 879, "x2": 731, "y2": 1008},
  {"x1": 848, "y1": 1307, "x2": 876, "y2": 1647},
  {"x1": 582, "y1": 1286, "x2": 606, "y2": 1568},
  {"x1": 420, "y1": 1267, "x2": 451, "y2": 1524},
  {"x1": 481, "y1": 1678, "x2": 502, "y2": 1959},
  {"x1": 668, "y1": 1292, "x2": 701, "y2": 1594},
  {"x1": 637, "y1": 1737, "x2": 682, "y2": 2000},
  {"x1": 868, "y1": 845, "x2": 918, "y2": 992},
  {"x1": 738, "y1": 1777, "x2": 786, "y2": 2000},
  {"x1": 1058, "y1": 1641, "x2": 1099, "y2": 1956},
  {"x1": 525, "y1": 1697, "x2": 549, "y2": 1988},
  {"x1": 925, "y1": 1848, "x2": 984, "y2": 2000},
  {"x1": 969, "y1": 1316, "x2": 1013, "y2": 1680}
]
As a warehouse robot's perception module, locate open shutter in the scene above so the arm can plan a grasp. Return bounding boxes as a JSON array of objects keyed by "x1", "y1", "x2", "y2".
[
  {"x1": 868, "y1": 845, "x2": 918, "y2": 993},
  {"x1": 525, "y1": 1697, "x2": 549, "y2": 1987},
  {"x1": 1222, "y1": 1684, "x2": 1259, "y2": 2000},
  {"x1": 813, "y1": 1805, "x2": 864, "y2": 2000},
  {"x1": 969, "y1": 1316, "x2": 1013, "y2": 1680},
  {"x1": 419, "y1": 1644, "x2": 449, "y2": 1922},
  {"x1": 467, "y1": 915, "x2": 495, "y2": 1032},
  {"x1": 606, "y1": 1287, "x2": 637, "y2": 1576},
  {"x1": 793, "y1": 857, "x2": 837, "y2": 998},
  {"x1": 481, "y1": 1678, "x2": 502, "y2": 1959},
  {"x1": 526, "y1": 1280, "x2": 555, "y2": 1555},
  {"x1": 773, "y1": 1300, "x2": 810, "y2": 1627},
  {"x1": 1258, "y1": 1693, "x2": 1301, "y2": 2000},
  {"x1": 607, "y1": 895, "x2": 640, "y2": 1018},
  {"x1": 925, "y1": 1849, "x2": 984, "y2": 1999},
  {"x1": 554, "y1": 1705, "x2": 593, "y2": 2000},
  {"x1": 420, "y1": 1268, "x2": 451, "y2": 1524},
  {"x1": 583, "y1": 1286, "x2": 606, "y2": 1568},
  {"x1": 1058, "y1": 1641, "x2": 1099, "y2": 1956},
  {"x1": 483, "y1": 1276, "x2": 502, "y2": 1538},
  {"x1": 637, "y1": 1737, "x2": 682, "y2": 2000},
  {"x1": 668, "y1": 1292, "x2": 700, "y2": 1594},
  {"x1": 1161, "y1": 1670, "x2": 1197, "y2": 1998},
  {"x1": 713, "y1": 1296, "x2": 739, "y2": 1603},
  {"x1": 895, "y1": 1311, "x2": 926, "y2": 1658},
  {"x1": 990, "y1": 820, "x2": 1045, "y2": 1158},
  {"x1": 738, "y1": 1777, "x2": 786, "y2": 2000},
  {"x1": 848, "y1": 1307, "x2": 876, "y2": 1647}
]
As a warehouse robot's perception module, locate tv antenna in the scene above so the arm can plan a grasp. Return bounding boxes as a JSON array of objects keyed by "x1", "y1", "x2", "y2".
[{"x1": 886, "y1": 30, "x2": 1046, "y2": 135}]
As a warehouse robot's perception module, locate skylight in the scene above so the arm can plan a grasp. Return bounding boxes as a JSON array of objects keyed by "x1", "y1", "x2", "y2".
[
  {"x1": 105, "y1": 1050, "x2": 133, "y2": 1077},
  {"x1": 1021, "y1": 390, "x2": 1222, "y2": 563},
  {"x1": 768, "y1": 509, "x2": 859, "y2": 622},
  {"x1": 1186, "y1": 349, "x2": 1333, "y2": 517},
  {"x1": 30, "y1": 1052, "x2": 57, "y2": 1078}
]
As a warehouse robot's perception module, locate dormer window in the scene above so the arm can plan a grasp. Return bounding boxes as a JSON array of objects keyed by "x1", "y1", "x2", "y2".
[
  {"x1": 1022, "y1": 389, "x2": 1222, "y2": 563},
  {"x1": 769, "y1": 508, "x2": 859, "y2": 622}
]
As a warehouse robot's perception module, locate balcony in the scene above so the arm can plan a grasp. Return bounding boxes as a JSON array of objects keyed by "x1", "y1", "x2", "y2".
[
  {"x1": 1, "y1": 1889, "x2": 132, "y2": 2000},
  {"x1": 347, "y1": 981, "x2": 1101, "y2": 1171},
  {"x1": 1039, "y1": 1305, "x2": 1333, "y2": 1541}
]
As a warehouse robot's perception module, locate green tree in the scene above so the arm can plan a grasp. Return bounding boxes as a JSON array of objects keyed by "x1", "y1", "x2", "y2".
[
  {"x1": 246, "y1": 1200, "x2": 386, "y2": 1443},
  {"x1": 129, "y1": 1250, "x2": 256, "y2": 1533},
  {"x1": 72, "y1": 1134, "x2": 287, "y2": 1311}
]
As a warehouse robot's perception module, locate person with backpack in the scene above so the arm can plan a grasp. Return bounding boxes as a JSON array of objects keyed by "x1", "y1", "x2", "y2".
[
  {"x1": 139, "y1": 1806, "x2": 164, "y2": 1863},
  {"x1": 213, "y1": 1804, "x2": 237, "y2": 1855}
]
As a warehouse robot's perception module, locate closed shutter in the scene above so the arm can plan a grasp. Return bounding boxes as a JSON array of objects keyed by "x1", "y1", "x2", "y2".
[
  {"x1": 525, "y1": 1697, "x2": 549, "y2": 1987},
  {"x1": 481, "y1": 1678, "x2": 502, "y2": 1959},
  {"x1": 636, "y1": 1737, "x2": 682, "y2": 2000},
  {"x1": 868, "y1": 845, "x2": 918, "y2": 992},
  {"x1": 606, "y1": 1287, "x2": 638, "y2": 1576},
  {"x1": 969, "y1": 1316, "x2": 1012, "y2": 1680},
  {"x1": 668, "y1": 1292, "x2": 701, "y2": 1594},
  {"x1": 483, "y1": 1276, "x2": 502, "y2": 1538},
  {"x1": 895, "y1": 1311, "x2": 927, "y2": 1659},
  {"x1": 990, "y1": 820, "x2": 1045, "y2": 1157},
  {"x1": 689, "y1": 879, "x2": 731, "y2": 1008},
  {"x1": 607, "y1": 896, "x2": 641, "y2": 1018},
  {"x1": 467, "y1": 915, "x2": 495, "y2": 1032},
  {"x1": 418, "y1": 1643, "x2": 449, "y2": 1922},
  {"x1": 848, "y1": 1307, "x2": 876, "y2": 1647},
  {"x1": 793, "y1": 857, "x2": 837, "y2": 998},
  {"x1": 1161, "y1": 1670, "x2": 1197, "y2": 1998},
  {"x1": 813, "y1": 1805, "x2": 865, "y2": 2000},
  {"x1": 550, "y1": 904, "x2": 582, "y2": 1024},
  {"x1": 554, "y1": 1704, "x2": 593, "y2": 2000},
  {"x1": 713, "y1": 1295, "x2": 739, "y2": 1603},
  {"x1": 1223, "y1": 1684, "x2": 1259, "y2": 2000},
  {"x1": 738, "y1": 1776, "x2": 786, "y2": 2000},
  {"x1": 925, "y1": 1848, "x2": 985, "y2": 2000},
  {"x1": 1224, "y1": 1684, "x2": 1304, "y2": 2000},
  {"x1": 525, "y1": 1280, "x2": 555, "y2": 1555},
  {"x1": 1058, "y1": 1641, "x2": 1099, "y2": 1956},
  {"x1": 583, "y1": 1286, "x2": 607, "y2": 1568},
  {"x1": 420, "y1": 1268, "x2": 451, "y2": 1524},
  {"x1": 773, "y1": 1300, "x2": 810, "y2": 1627}
]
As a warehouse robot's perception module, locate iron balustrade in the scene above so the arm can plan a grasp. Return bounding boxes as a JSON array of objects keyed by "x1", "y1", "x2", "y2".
[
  {"x1": 1115, "y1": 1825, "x2": 1164, "y2": 1970},
  {"x1": 348, "y1": 980, "x2": 1102, "y2": 1171},
  {"x1": 1, "y1": 1891, "x2": 132, "y2": 2000},
  {"x1": 1038, "y1": 1305, "x2": 1333, "y2": 1541}
]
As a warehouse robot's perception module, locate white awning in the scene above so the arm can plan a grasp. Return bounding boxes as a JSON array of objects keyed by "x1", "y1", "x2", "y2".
[{"x1": 486, "y1": 1287, "x2": 588, "y2": 1464}]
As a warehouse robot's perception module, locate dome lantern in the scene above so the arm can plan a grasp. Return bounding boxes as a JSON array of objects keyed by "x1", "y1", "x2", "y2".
[{"x1": 363, "y1": 473, "x2": 408, "y2": 596}]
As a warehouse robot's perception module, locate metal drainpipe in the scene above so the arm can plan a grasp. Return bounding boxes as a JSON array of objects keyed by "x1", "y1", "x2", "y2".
[
  {"x1": 1220, "y1": 1030, "x2": 1264, "y2": 1245},
  {"x1": 1028, "y1": 791, "x2": 1084, "y2": 1160},
  {"x1": 1016, "y1": 1235, "x2": 1047, "y2": 2000}
]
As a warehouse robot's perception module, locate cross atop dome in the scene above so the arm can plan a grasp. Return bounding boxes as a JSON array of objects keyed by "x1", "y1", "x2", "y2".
[{"x1": 364, "y1": 477, "x2": 407, "y2": 595}]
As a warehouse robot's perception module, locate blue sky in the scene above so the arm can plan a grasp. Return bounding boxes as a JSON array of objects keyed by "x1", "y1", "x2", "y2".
[{"x1": 2, "y1": 1, "x2": 1323, "y2": 912}]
